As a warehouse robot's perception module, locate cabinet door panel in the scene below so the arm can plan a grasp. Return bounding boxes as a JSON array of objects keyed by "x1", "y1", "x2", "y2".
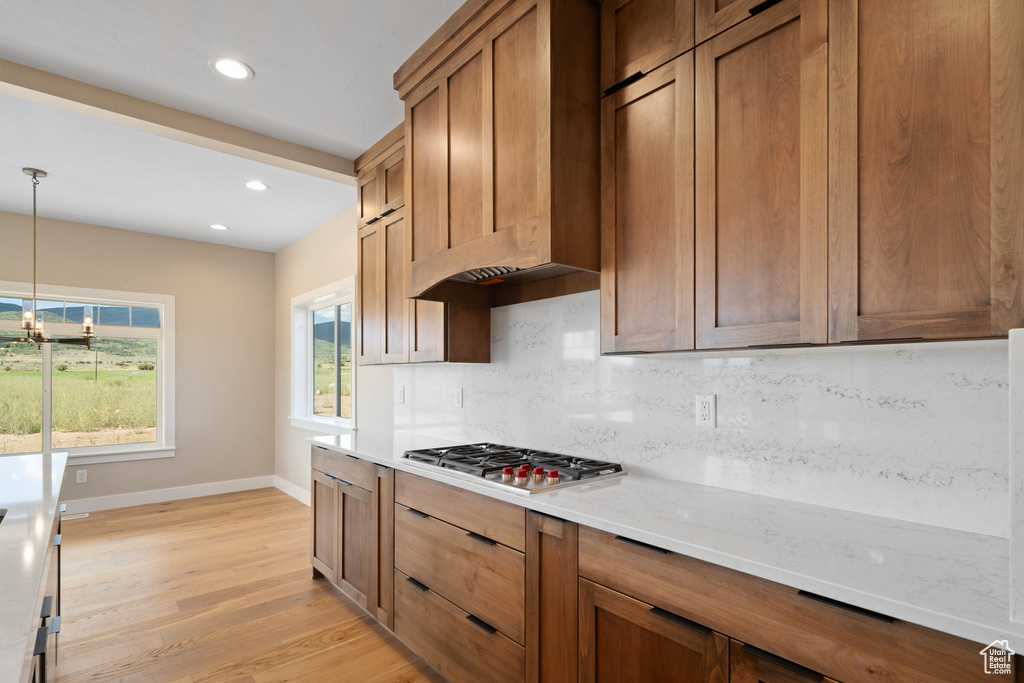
[
  {"x1": 357, "y1": 225, "x2": 383, "y2": 365},
  {"x1": 579, "y1": 579, "x2": 728, "y2": 683},
  {"x1": 829, "y1": 0, "x2": 1024, "y2": 341},
  {"x1": 492, "y1": 6, "x2": 539, "y2": 233},
  {"x1": 731, "y1": 638, "x2": 837, "y2": 683},
  {"x1": 695, "y1": 0, "x2": 827, "y2": 348},
  {"x1": 448, "y1": 50, "x2": 487, "y2": 249},
  {"x1": 408, "y1": 86, "x2": 447, "y2": 263},
  {"x1": 382, "y1": 210, "x2": 410, "y2": 364},
  {"x1": 381, "y1": 148, "x2": 405, "y2": 214},
  {"x1": 310, "y1": 471, "x2": 337, "y2": 583},
  {"x1": 338, "y1": 483, "x2": 373, "y2": 610},
  {"x1": 373, "y1": 466, "x2": 395, "y2": 629},
  {"x1": 601, "y1": 55, "x2": 694, "y2": 353},
  {"x1": 357, "y1": 171, "x2": 381, "y2": 229},
  {"x1": 601, "y1": 0, "x2": 693, "y2": 92}
]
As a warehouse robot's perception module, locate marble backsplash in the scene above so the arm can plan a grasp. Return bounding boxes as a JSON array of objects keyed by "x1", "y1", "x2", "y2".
[{"x1": 394, "y1": 291, "x2": 1010, "y2": 536}]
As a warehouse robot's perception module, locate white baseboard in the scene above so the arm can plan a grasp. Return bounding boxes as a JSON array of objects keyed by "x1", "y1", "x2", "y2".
[
  {"x1": 63, "y1": 475, "x2": 277, "y2": 514},
  {"x1": 274, "y1": 475, "x2": 311, "y2": 506}
]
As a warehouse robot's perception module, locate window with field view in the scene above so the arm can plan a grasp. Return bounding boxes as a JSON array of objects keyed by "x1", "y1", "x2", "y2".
[
  {"x1": 312, "y1": 303, "x2": 352, "y2": 419},
  {"x1": 0, "y1": 286, "x2": 172, "y2": 458}
]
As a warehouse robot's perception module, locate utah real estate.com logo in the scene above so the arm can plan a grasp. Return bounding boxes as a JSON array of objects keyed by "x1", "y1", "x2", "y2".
[{"x1": 980, "y1": 640, "x2": 1014, "y2": 675}]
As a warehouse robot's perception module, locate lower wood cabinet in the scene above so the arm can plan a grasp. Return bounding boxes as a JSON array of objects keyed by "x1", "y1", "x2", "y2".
[
  {"x1": 730, "y1": 639, "x2": 838, "y2": 683},
  {"x1": 526, "y1": 512, "x2": 578, "y2": 683},
  {"x1": 394, "y1": 568, "x2": 525, "y2": 683},
  {"x1": 579, "y1": 578, "x2": 728, "y2": 683},
  {"x1": 310, "y1": 446, "x2": 394, "y2": 628}
]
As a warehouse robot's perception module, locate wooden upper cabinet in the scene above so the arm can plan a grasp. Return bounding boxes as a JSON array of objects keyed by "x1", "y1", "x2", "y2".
[
  {"x1": 695, "y1": 0, "x2": 786, "y2": 44},
  {"x1": 601, "y1": 0, "x2": 694, "y2": 94},
  {"x1": 356, "y1": 222, "x2": 383, "y2": 366},
  {"x1": 356, "y1": 125, "x2": 405, "y2": 230},
  {"x1": 398, "y1": 0, "x2": 600, "y2": 303},
  {"x1": 381, "y1": 209, "x2": 410, "y2": 364},
  {"x1": 694, "y1": 0, "x2": 828, "y2": 349},
  {"x1": 601, "y1": 54, "x2": 695, "y2": 353},
  {"x1": 829, "y1": 0, "x2": 1024, "y2": 342}
]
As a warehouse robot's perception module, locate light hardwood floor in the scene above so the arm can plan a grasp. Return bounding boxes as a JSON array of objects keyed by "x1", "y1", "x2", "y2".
[{"x1": 55, "y1": 487, "x2": 445, "y2": 683}]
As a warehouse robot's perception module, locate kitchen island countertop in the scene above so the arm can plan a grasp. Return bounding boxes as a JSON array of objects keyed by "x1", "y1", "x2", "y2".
[
  {"x1": 0, "y1": 452, "x2": 66, "y2": 683},
  {"x1": 311, "y1": 430, "x2": 1021, "y2": 652}
]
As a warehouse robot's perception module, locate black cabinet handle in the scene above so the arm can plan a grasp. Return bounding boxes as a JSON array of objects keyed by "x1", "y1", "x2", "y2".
[
  {"x1": 344, "y1": 453, "x2": 360, "y2": 460},
  {"x1": 797, "y1": 590, "x2": 894, "y2": 623},
  {"x1": 406, "y1": 507, "x2": 430, "y2": 519},
  {"x1": 40, "y1": 595, "x2": 52, "y2": 620},
  {"x1": 603, "y1": 71, "x2": 644, "y2": 96},
  {"x1": 33, "y1": 626, "x2": 47, "y2": 656},
  {"x1": 48, "y1": 615, "x2": 61, "y2": 635},
  {"x1": 381, "y1": 208, "x2": 397, "y2": 217},
  {"x1": 365, "y1": 215, "x2": 382, "y2": 225},
  {"x1": 614, "y1": 535, "x2": 669, "y2": 554},
  {"x1": 466, "y1": 531, "x2": 497, "y2": 546},
  {"x1": 336, "y1": 479, "x2": 352, "y2": 487},
  {"x1": 649, "y1": 607, "x2": 710, "y2": 635},
  {"x1": 839, "y1": 337, "x2": 924, "y2": 345},
  {"x1": 405, "y1": 576, "x2": 429, "y2": 592},
  {"x1": 740, "y1": 644, "x2": 823, "y2": 681},
  {"x1": 748, "y1": 0, "x2": 784, "y2": 15},
  {"x1": 465, "y1": 614, "x2": 497, "y2": 634}
]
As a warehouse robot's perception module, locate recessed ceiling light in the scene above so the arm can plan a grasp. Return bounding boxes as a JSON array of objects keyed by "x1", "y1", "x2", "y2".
[
  {"x1": 211, "y1": 58, "x2": 254, "y2": 80},
  {"x1": 210, "y1": 224, "x2": 230, "y2": 231},
  {"x1": 245, "y1": 180, "x2": 269, "y2": 191}
]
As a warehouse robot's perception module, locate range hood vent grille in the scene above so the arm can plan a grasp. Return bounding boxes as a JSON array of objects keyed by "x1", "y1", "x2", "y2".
[{"x1": 453, "y1": 266, "x2": 523, "y2": 284}]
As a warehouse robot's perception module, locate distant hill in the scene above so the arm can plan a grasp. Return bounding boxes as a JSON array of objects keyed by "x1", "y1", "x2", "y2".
[{"x1": 313, "y1": 319, "x2": 352, "y2": 346}]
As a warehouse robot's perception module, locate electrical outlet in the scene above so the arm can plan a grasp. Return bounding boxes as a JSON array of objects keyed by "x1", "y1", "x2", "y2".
[
  {"x1": 454, "y1": 386, "x2": 464, "y2": 408},
  {"x1": 396, "y1": 386, "x2": 405, "y2": 404},
  {"x1": 695, "y1": 394, "x2": 716, "y2": 428},
  {"x1": 76, "y1": 469, "x2": 87, "y2": 484}
]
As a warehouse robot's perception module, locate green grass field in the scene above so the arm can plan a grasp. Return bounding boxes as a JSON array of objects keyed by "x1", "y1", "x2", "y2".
[{"x1": 0, "y1": 369, "x2": 156, "y2": 435}]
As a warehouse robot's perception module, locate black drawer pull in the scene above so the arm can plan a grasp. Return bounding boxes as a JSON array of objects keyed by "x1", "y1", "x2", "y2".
[
  {"x1": 33, "y1": 626, "x2": 47, "y2": 656},
  {"x1": 748, "y1": 342, "x2": 814, "y2": 349},
  {"x1": 406, "y1": 576, "x2": 429, "y2": 592},
  {"x1": 40, "y1": 595, "x2": 52, "y2": 620},
  {"x1": 603, "y1": 71, "x2": 644, "y2": 96},
  {"x1": 406, "y1": 507, "x2": 430, "y2": 519},
  {"x1": 466, "y1": 531, "x2": 497, "y2": 546},
  {"x1": 365, "y1": 215, "x2": 382, "y2": 225},
  {"x1": 741, "y1": 644, "x2": 823, "y2": 681},
  {"x1": 839, "y1": 337, "x2": 924, "y2": 345},
  {"x1": 465, "y1": 614, "x2": 497, "y2": 634},
  {"x1": 335, "y1": 478, "x2": 352, "y2": 487},
  {"x1": 381, "y1": 207, "x2": 397, "y2": 217},
  {"x1": 748, "y1": 0, "x2": 784, "y2": 15},
  {"x1": 649, "y1": 607, "x2": 710, "y2": 635},
  {"x1": 797, "y1": 590, "x2": 895, "y2": 623},
  {"x1": 314, "y1": 445, "x2": 327, "y2": 451},
  {"x1": 48, "y1": 615, "x2": 61, "y2": 635},
  {"x1": 614, "y1": 535, "x2": 669, "y2": 554},
  {"x1": 344, "y1": 453, "x2": 360, "y2": 460},
  {"x1": 53, "y1": 534, "x2": 61, "y2": 547}
]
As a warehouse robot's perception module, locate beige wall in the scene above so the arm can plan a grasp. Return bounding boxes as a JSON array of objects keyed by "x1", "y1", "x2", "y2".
[
  {"x1": 273, "y1": 205, "x2": 395, "y2": 496},
  {"x1": 2, "y1": 211, "x2": 276, "y2": 500}
]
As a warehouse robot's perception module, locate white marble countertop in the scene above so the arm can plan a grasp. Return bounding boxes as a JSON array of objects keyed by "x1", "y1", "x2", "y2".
[
  {"x1": 311, "y1": 431, "x2": 1022, "y2": 651},
  {"x1": 0, "y1": 452, "x2": 66, "y2": 683}
]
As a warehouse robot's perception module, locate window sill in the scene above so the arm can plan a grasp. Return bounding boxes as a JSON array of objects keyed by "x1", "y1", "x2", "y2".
[
  {"x1": 67, "y1": 447, "x2": 175, "y2": 465},
  {"x1": 289, "y1": 415, "x2": 354, "y2": 435}
]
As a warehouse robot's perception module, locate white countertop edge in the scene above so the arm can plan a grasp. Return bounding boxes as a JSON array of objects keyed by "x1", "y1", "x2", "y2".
[{"x1": 309, "y1": 433, "x2": 1023, "y2": 651}]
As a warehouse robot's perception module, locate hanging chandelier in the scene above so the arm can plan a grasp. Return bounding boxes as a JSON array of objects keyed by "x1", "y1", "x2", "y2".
[{"x1": 0, "y1": 168, "x2": 94, "y2": 347}]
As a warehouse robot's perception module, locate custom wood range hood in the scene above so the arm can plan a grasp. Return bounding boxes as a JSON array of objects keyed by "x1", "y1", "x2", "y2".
[{"x1": 394, "y1": 0, "x2": 601, "y2": 308}]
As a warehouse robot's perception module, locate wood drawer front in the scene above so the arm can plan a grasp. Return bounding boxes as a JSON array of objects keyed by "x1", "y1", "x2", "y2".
[
  {"x1": 395, "y1": 470, "x2": 525, "y2": 551},
  {"x1": 395, "y1": 503, "x2": 525, "y2": 644},
  {"x1": 311, "y1": 447, "x2": 375, "y2": 490},
  {"x1": 395, "y1": 569, "x2": 525, "y2": 683},
  {"x1": 578, "y1": 526, "x2": 1002, "y2": 683}
]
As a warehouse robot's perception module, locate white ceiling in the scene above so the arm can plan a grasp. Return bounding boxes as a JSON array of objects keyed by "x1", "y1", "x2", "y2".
[{"x1": 0, "y1": 0, "x2": 465, "y2": 252}]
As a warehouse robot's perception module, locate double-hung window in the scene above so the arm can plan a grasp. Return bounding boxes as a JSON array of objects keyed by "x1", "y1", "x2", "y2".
[
  {"x1": 290, "y1": 278, "x2": 354, "y2": 433},
  {"x1": 0, "y1": 282, "x2": 174, "y2": 462}
]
